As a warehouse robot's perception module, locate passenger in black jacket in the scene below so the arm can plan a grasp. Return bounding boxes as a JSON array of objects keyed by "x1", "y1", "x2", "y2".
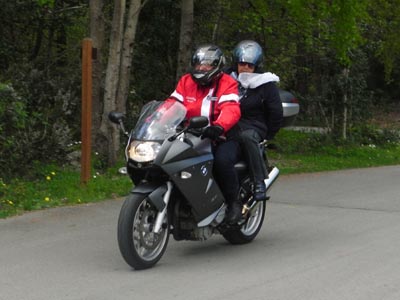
[{"x1": 214, "y1": 40, "x2": 283, "y2": 223}]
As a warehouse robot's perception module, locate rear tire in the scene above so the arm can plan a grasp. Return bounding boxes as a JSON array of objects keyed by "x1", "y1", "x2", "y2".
[
  {"x1": 222, "y1": 176, "x2": 266, "y2": 244},
  {"x1": 117, "y1": 194, "x2": 170, "y2": 270},
  {"x1": 222, "y1": 201, "x2": 265, "y2": 244}
]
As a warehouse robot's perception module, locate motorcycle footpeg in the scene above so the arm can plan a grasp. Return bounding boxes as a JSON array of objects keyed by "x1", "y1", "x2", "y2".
[{"x1": 254, "y1": 195, "x2": 270, "y2": 202}]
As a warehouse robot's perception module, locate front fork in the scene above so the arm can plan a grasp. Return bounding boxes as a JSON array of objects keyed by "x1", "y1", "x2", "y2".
[{"x1": 153, "y1": 181, "x2": 173, "y2": 233}]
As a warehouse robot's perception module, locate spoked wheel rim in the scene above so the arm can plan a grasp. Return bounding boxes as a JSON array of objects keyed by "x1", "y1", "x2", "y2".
[
  {"x1": 132, "y1": 199, "x2": 168, "y2": 262},
  {"x1": 241, "y1": 201, "x2": 264, "y2": 236}
]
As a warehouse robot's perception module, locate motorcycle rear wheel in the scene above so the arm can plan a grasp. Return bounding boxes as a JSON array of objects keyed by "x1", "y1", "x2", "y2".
[
  {"x1": 222, "y1": 200, "x2": 266, "y2": 245},
  {"x1": 117, "y1": 193, "x2": 170, "y2": 270}
]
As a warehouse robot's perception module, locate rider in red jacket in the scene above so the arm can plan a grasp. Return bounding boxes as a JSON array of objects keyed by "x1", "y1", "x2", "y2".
[
  {"x1": 166, "y1": 45, "x2": 240, "y2": 136},
  {"x1": 166, "y1": 44, "x2": 241, "y2": 222}
]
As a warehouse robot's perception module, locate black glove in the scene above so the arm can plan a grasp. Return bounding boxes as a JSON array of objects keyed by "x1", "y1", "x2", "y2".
[{"x1": 201, "y1": 125, "x2": 224, "y2": 140}]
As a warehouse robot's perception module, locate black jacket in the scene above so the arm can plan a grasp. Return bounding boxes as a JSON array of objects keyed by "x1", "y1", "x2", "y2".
[
  {"x1": 225, "y1": 69, "x2": 283, "y2": 140},
  {"x1": 237, "y1": 81, "x2": 283, "y2": 140}
]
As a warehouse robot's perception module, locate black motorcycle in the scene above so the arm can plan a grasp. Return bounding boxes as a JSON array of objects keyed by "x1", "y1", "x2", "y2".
[{"x1": 109, "y1": 100, "x2": 279, "y2": 270}]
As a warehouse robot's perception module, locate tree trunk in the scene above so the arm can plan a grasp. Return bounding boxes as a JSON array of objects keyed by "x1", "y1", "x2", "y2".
[
  {"x1": 89, "y1": 0, "x2": 105, "y2": 154},
  {"x1": 211, "y1": 3, "x2": 223, "y2": 44},
  {"x1": 175, "y1": 0, "x2": 193, "y2": 82},
  {"x1": 100, "y1": 0, "x2": 126, "y2": 166},
  {"x1": 116, "y1": 0, "x2": 147, "y2": 113},
  {"x1": 343, "y1": 93, "x2": 348, "y2": 139},
  {"x1": 342, "y1": 68, "x2": 350, "y2": 140}
]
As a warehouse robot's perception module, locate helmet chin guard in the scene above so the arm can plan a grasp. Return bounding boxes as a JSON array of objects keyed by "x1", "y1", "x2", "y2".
[{"x1": 191, "y1": 67, "x2": 223, "y2": 86}]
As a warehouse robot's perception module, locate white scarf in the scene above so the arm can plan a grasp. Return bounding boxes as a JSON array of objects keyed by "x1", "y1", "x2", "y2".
[{"x1": 237, "y1": 72, "x2": 280, "y2": 89}]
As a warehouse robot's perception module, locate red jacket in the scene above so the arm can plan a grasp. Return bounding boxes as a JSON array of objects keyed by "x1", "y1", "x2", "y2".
[{"x1": 166, "y1": 73, "x2": 241, "y2": 132}]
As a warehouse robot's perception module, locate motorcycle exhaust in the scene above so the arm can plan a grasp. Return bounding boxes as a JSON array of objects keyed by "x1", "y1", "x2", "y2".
[
  {"x1": 264, "y1": 166, "x2": 280, "y2": 192},
  {"x1": 242, "y1": 166, "x2": 280, "y2": 215}
]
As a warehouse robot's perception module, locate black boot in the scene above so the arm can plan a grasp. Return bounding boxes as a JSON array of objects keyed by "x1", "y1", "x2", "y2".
[
  {"x1": 226, "y1": 201, "x2": 242, "y2": 224},
  {"x1": 253, "y1": 181, "x2": 267, "y2": 201}
]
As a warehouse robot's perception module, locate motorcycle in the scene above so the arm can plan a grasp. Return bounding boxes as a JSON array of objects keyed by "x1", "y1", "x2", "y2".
[{"x1": 109, "y1": 100, "x2": 280, "y2": 270}]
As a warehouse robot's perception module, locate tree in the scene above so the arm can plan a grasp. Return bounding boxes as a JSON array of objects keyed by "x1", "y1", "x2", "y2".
[
  {"x1": 2, "y1": 0, "x2": 400, "y2": 179},
  {"x1": 176, "y1": 0, "x2": 194, "y2": 81},
  {"x1": 96, "y1": 0, "x2": 148, "y2": 166},
  {"x1": 116, "y1": 0, "x2": 147, "y2": 112},
  {"x1": 367, "y1": 0, "x2": 400, "y2": 82},
  {"x1": 99, "y1": 0, "x2": 126, "y2": 166}
]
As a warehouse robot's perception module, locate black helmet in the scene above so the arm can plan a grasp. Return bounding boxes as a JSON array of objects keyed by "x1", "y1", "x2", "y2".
[
  {"x1": 190, "y1": 44, "x2": 226, "y2": 86},
  {"x1": 232, "y1": 40, "x2": 263, "y2": 68}
]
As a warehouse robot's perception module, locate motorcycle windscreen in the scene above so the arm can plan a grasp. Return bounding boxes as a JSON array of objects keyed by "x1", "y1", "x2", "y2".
[{"x1": 132, "y1": 100, "x2": 187, "y2": 141}]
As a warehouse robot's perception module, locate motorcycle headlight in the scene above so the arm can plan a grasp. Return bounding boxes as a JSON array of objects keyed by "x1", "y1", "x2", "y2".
[{"x1": 128, "y1": 141, "x2": 161, "y2": 162}]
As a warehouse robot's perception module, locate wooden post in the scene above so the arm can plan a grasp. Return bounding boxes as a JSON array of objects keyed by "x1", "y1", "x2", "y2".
[{"x1": 81, "y1": 38, "x2": 93, "y2": 185}]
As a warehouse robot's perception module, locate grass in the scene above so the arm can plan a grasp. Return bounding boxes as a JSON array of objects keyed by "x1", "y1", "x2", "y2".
[
  {"x1": 269, "y1": 129, "x2": 400, "y2": 173},
  {"x1": 1, "y1": 128, "x2": 400, "y2": 219},
  {"x1": 0, "y1": 164, "x2": 132, "y2": 219},
  {"x1": 270, "y1": 145, "x2": 400, "y2": 174}
]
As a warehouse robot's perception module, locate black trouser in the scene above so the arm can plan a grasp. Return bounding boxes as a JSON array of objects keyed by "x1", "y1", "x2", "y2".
[
  {"x1": 213, "y1": 139, "x2": 242, "y2": 204},
  {"x1": 213, "y1": 129, "x2": 267, "y2": 204},
  {"x1": 237, "y1": 129, "x2": 267, "y2": 182}
]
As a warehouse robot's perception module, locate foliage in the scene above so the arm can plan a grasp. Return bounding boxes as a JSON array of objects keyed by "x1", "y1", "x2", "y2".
[
  {"x1": 0, "y1": 0, "x2": 86, "y2": 179},
  {"x1": 37, "y1": 0, "x2": 55, "y2": 7},
  {"x1": 348, "y1": 124, "x2": 400, "y2": 146},
  {"x1": 131, "y1": 0, "x2": 181, "y2": 103},
  {"x1": 0, "y1": 81, "x2": 76, "y2": 179},
  {"x1": 367, "y1": 0, "x2": 400, "y2": 82},
  {"x1": 0, "y1": 0, "x2": 399, "y2": 180},
  {"x1": 189, "y1": 0, "x2": 398, "y2": 139},
  {"x1": 272, "y1": 125, "x2": 400, "y2": 156},
  {"x1": 0, "y1": 84, "x2": 34, "y2": 178}
]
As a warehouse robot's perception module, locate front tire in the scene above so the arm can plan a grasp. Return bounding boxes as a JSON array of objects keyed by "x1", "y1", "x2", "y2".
[{"x1": 117, "y1": 193, "x2": 170, "y2": 270}]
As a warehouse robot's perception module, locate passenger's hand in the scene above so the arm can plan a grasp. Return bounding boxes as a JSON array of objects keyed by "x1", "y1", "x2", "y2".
[{"x1": 201, "y1": 125, "x2": 224, "y2": 140}]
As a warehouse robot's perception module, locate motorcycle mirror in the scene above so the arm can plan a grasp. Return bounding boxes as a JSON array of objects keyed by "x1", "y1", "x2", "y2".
[
  {"x1": 168, "y1": 116, "x2": 209, "y2": 142},
  {"x1": 108, "y1": 111, "x2": 125, "y2": 124},
  {"x1": 188, "y1": 116, "x2": 209, "y2": 129}
]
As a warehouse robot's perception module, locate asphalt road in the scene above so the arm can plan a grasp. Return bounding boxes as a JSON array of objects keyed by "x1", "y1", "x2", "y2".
[{"x1": 1, "y1": 165, "x2": 400, "y2": 300}]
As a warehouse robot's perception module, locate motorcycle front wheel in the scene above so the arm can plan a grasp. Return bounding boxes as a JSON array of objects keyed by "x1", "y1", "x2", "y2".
[
  {"x1": 222, "y1": 199, "x2": 266, "y2": 245},
  {"x1": 117, "y1": 193, "x2": 170, "y2": 270}
]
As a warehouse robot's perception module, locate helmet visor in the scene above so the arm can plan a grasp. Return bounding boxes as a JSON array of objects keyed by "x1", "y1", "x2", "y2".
[
  {"x1": 194, "y1": 63, "x2": 214, "y2": 71},
  {"x1": 238, "y1": 47, "x2": 261, "y2": 64},
  {"x1": 233, "y1": 40, "x2": 263, "y2": 66},
  {"x1": 192, "y1": 46, "x2": 223, "y2": 67}
]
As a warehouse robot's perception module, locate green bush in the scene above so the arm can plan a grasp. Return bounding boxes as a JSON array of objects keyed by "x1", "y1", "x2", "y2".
[
  {"x1": 273, "y1": 125, "x2": 400, "y2": 157},
  {"x1": 0, "y1": 84, "x2": 30, "y2": 179},
  {"x1": 348, "y1": 124, "x2": 400, "y2": 146},
  {"x1": 0, "y1": 82, "x2": 76, "y2": 181}
]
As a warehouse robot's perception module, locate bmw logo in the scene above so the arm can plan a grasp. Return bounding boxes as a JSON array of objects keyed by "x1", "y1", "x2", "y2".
[{"x1": 200, "y1": 165, "x2": 208, "y2": 176}]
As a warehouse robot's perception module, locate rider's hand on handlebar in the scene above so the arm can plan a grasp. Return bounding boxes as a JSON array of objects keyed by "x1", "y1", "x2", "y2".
[{"x1": 201, "y1": 125, "x2": 224, "y2": 140}]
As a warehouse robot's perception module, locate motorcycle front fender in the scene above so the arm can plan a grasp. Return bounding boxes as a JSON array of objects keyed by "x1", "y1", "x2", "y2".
[{"x1": 130, "y1": 182, "x2": 167, "y2": 211}]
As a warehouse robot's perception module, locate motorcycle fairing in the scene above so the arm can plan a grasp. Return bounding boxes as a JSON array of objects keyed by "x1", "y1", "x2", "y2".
[
  {"x1": 154, "y1": 134, "x2": 225, "y2": 221},
  {"x1": 197, "y1": 204, "x2": 225, "y2": 227},
  {"x1": 161, "y1": 158, "x2": 225, "y2": 222},
  {"x1": 154, "y1": 138, "x2": 201, "y2": 165}
]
